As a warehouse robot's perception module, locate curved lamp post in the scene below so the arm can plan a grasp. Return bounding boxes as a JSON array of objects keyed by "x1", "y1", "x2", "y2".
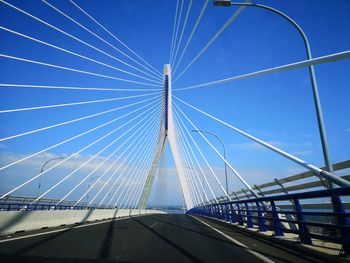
[
  {"x1": 37, "y1": 156, "x2": 65, "y2": 197},
  {"x1": 213, "y1": 1, "x2": 335, "y2": 183},
  {"x1": 192, "y1": 129, "x2": 229, "y2": 194}
]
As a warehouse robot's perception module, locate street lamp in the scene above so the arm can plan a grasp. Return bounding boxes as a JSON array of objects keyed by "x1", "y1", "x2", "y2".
[
  {"x1": 192, "y1": 129, "x2": 229, "y2": 194},
  {"x1": 186, "y1": 166, "x2": 205, "y2": 202},
  {"x1": 37, "y1": 156, "x2": 65, "y2": 198},
  {"x1": 213, "y1": 1, "x2": 335, "y2": 183}
]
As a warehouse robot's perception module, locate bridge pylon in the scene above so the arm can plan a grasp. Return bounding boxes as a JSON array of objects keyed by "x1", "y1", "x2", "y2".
[{"x1": 138, "y1": 65, "x2": 193, "y2": 210}]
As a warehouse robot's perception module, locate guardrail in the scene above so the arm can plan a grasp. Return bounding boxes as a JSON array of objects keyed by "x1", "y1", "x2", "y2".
[
  {"x1": 225, "y1": 160, "x2": 350, "y2": 202},
  {"x1": 0, "y1": 195, "x2": 115, "y2": 211},
  {"x1": 187, "y1": 186, "x2": 350, "y2": 256},
  {"x1": 0, "y1": 202, "x2": 113, "y2": 211}
]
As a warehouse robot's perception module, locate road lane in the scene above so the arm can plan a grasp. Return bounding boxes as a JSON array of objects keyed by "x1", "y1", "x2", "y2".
[{"x1": 0, "y1": 214, "x2": 335, "y2": 262}]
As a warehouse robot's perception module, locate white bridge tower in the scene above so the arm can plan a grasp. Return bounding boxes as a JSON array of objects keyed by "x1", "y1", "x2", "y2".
[{"x1": 138, "y1": 65, "x2": 193, "y2": 210}]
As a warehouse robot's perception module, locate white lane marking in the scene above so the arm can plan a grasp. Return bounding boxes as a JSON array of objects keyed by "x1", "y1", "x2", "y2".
[
  {"x1": 150, "y1": 222, "x2": 158, "y2": 228},
  {"x1": 0, "y1": 215, "x2": 144, "y2": 243},
  {"x1": 191, "y1": 216, "x2": 275, "y2": 263}
]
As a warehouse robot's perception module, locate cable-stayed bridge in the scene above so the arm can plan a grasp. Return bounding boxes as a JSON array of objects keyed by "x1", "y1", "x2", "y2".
[{"x1": 0, "y1": 0, "x2": 350, "y2": 262}]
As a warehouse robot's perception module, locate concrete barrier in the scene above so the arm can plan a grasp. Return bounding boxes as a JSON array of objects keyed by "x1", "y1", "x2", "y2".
[{"x1": 0, "y1": 209, "x2": 166, "y2": 235}]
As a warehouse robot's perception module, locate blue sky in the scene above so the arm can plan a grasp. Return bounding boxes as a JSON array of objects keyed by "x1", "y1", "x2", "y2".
[{"x1": 0, "y1": 0, "x2": 349, "y2": 207}]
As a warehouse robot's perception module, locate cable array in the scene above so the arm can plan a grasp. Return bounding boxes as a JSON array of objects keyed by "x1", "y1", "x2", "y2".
[
  {"x1": 2, "y1": 0, "x2": 349, "y2": 211},
  {"x1": 0, "y1": 0, "x2": 167, "y2": 209}
]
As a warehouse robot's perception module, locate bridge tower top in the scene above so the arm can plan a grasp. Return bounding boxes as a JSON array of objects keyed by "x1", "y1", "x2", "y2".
[{"x1": 163, "y1": 64, "x2": 171, "y2": 132}]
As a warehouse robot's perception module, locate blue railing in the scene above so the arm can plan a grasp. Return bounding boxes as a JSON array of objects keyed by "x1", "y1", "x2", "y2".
[
  {"x1": 187, "y1": 186, "x2": 350, "y2": 256},
  {"x1": 0, "y1": 203, "x2": 116, "y2": 211}
]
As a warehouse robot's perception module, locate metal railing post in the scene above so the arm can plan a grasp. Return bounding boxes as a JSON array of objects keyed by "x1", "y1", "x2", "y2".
[
  {"x1": 225, "y1": 204, "x2": 230, "y2": 222},
  {"x1": 245, "y1": 202, "x2": 253, "y2": 228},
  {"x1": 293, "y1": 198, "x2": 312, "y2": 244},
  {"x1": 230, "y1": 203, "x2": 237, "y2": 224},
  {"x1": 219, "y1": 204, "x2": 224, "y2": 220},
  {"x1": 270, "y1": 200, "x2": 284, "y2": 236},
  {"x1": 331, "y1": 195, "x2": 350, "y2": 256},
  {"x1": 236, "y1": 203, "x2": 244, "y2": 225},
  {"x1": 256, "y1": 201, "x2": 267, "y2": 232}
]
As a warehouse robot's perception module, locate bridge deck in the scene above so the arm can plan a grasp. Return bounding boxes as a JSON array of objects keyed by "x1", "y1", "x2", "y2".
[{"x1": 0, "y1": 214, "x2": 339, "y2": 262}]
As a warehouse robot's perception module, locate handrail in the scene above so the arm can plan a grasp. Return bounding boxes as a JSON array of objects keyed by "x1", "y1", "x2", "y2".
[
  {"x1": 188, "y1": 186, "x2": 350, "y2": 256},
  {"x1": 224, "y1": 160, "x2": 350, "y2": 201},
  {"x1": 0, "y1": 202, "x2": 116, "y2": 211}
]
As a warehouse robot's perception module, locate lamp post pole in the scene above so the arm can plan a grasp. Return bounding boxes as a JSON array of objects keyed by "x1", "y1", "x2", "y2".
[
  {"x1": 37, "y1": 157, "x2": 65, "y2": 198},
  {"x1": 192, "y1": 130, "x2": 229, "y2": 194},
  {"x1": 213, "y1": 0, "x2": 334, "y2": 182},
  {"x1": 86, "y1": 175, "x2": 100, "y2": 205}
]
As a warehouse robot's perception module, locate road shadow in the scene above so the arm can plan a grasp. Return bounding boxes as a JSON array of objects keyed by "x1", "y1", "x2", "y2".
[
  {"x1": 195, "y1": 216, "x2": 328, "y2": 263},
  {"x1": 98, "y1": 209, "x2": 118, "y2": 259},
  {"x1": 12, "y1": 209, "x2": 95, "y2": 255},
  {"x1": 0, "y1": 252, "x2": 132, "y2": 263},
  {"x1": 0, "y1": 211, "x2": 32, "y2": 234},
  {"x1": 132, "y1": 217, "x2": 203, "y2": 263},
  {"x1": 144, "y1": 215, "x2": 235, "y2": 244},
  {"x1": 144, "y1": 215, "x2": 321, "y2": 263}
]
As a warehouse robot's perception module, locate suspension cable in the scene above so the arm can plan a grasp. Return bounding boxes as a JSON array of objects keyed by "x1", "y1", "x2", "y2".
[
  {"x1": 55, "y1": 102, "x2": 161, "y2": 204},
  {"x1": 173, "y1": 107, "x2": 215, "y2": 202},
  {"x1": 68, "y1": 0, "x2": 162, "y2": 77},
  {"x1": 117, "y1": 129, "x2": 159, "y2": 209},
  {"x1": 175, "y1": 117, "x2": 207, "y2": 204},
  {"x1": 75, "y1": 101, "x2": 161, "y2": 206},
  {"x1": 174, "y1": 115, "x2": 201, "y2": 206},
  {"x1": 1, "y1": 101, "x2": 160, "y2": 200},
  {"x1": 30, "y1": 107, "x2": 159, "y2": 205},
  {"x1": 129, "y1": 141, "x2": 159, "y2": 209},
  {"x1": 173, "y1": 4, "x2": 247, "y2": 83},
  {"x1": 173, "y1": 107, "x2": 219, "y2": 202},
  {"x1": 174, "y1": 104, "x2": 229, "y2": 199},
  {"x1": 0, "y1": 95, "x2": 159, "y2": 144},
  {"x1": 0, "y1": 91, "x2": 160, "y2": 113},
  {"x1": 110, "y1": 114, "x2": 162, "y2": 207},
  {"x1": 0, "y1": 83, "x2": 161, "y2": 92},
  {"x1": 169, "y1": 0, "x2": 180, "y2": 64},
  {"x1": 173, "y1": 0, "x2": 209, "y2": 75},
  {"x1": 172, "y1": 0, "x2": 193, "y2": 68},
  {"x1": 174, "y1": 96, "x2": 350, "y2": 187},
  {"x1": 0, "y1": 97, "x2": 161, "y2": 171},
  {"x1": 0, "y1": 54, "x2": 161, "y2": 87},
  {"x1": 42, "y1": 0, "x2": 161, "y2": 81},
  {"x1": 87, "y1": 109, "x2": 160, "y2": 205},
  {"x1": 178, "y1": 134, "x2": 202, "y2": 206},
  {"x1": 1, "y1": 1, "x2": 162, "y2": 80},
  {"x1": 175, "y1": 100, "x2": 259, "y2": 198},
  {"x1": 111, "y1": 126, "x2": 162, "y2": 208},
  {"x1": 98, "y1": 120, "x2": 159, "y2": 207},
  {"x1": 174, "y1": 50, "x2": 350, "y2": 91},
  {"x1": 174, "y1": 114, "x2": 209, "y2": 203},
  {"x1": 0, "y1": 26, "x2": 161, "y2": 84},
  {"x1": 170, "y1": 0, "x2": 184, "y2": 65},
  {"x1": 122, "y1": 122, "x2": 162, "y2": 208}
]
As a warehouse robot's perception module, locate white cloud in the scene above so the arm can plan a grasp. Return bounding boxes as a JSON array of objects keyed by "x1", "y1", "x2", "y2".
[
  {"x1": 232, "y1": 141, "x2": 287, "y2": 151},
  {"x1": 0, "y1": 151, "x2": 125, "y2": 175},
  {"x1": 0, "y1": 144, "x2": 9, "y2": 150},
  {"x1": 0, "y1": 150, "x2": 152, "y2": 202}
]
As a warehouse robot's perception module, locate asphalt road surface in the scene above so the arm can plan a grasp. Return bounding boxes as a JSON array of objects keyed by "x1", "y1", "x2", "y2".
[{"x1": 0, "y1": 214, "x2": 335, "y2": 262}]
